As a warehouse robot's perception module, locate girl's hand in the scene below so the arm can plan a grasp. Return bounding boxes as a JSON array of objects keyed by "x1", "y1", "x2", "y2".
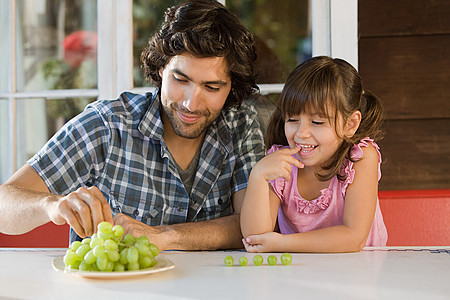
[
  {"x1": 242, "y1": 232, "x2": 283, "y2": 253},
  {"x1": 251, "y1": 146, "x2": 304, "y2": 183}
]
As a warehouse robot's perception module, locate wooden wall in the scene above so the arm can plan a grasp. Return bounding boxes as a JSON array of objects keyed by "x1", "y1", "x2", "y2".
[{"x1": 358, "y1": 0, "x2": 450, "y2": 190}]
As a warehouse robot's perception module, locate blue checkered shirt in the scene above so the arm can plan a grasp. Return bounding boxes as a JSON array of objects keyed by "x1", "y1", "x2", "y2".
[{"x1": 28, "y1": 92, "x2": 265, "y2": 241}]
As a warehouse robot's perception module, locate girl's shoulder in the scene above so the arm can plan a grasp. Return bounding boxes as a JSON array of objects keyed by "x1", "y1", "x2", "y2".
[
  {"x1": 340, "y1": 138, "x2": 382, "y2": 192},
  {"x1": 350, "y1": 137, "x2": 381, "y2": 163}
]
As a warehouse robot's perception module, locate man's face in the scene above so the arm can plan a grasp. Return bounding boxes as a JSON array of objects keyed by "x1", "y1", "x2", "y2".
[{"x1": 159, "y1": 53, "x2": 232, "y2": 140}]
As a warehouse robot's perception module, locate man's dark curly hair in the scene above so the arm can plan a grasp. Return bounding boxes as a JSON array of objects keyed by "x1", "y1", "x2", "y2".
[{"x1": 140, "y1": 0, "x2": 258, "y2": 109}]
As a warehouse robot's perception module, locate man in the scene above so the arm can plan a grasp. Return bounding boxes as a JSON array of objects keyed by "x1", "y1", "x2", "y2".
[{"x1": 0, "y1": 0, "x2": 264, "y2": 251}]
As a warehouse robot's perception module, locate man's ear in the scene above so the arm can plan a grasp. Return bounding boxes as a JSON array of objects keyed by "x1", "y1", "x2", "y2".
[{"x1": 345, "y1": 110, "x2": 361, "y2": 137}]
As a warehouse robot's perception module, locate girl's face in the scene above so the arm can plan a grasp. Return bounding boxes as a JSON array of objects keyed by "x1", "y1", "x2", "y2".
[{"x1": 284, "y1": 109, "x2": 343, "y2": 171}]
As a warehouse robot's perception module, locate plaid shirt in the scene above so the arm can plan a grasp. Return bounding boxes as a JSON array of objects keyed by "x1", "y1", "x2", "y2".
[{"x1": 28, "y1": 92, "x2": 264, "y2": 240}]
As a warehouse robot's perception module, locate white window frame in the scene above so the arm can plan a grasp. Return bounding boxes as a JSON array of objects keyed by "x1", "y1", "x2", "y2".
[
  {"x1": 1, "y1": 0, "x2": 357, "y2": 182},
  {"x1": 312, "y1": 0, "x2": 358, "y2": 69}
]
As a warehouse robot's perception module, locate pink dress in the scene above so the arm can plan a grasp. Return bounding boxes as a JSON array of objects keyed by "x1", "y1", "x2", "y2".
[{"x1": 269, "y1": 137, "x2": 388, "y2": 246}]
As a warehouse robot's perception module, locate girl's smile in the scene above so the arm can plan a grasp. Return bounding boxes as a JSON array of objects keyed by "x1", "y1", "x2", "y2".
[
  {"x1": 296, "y1": 143, "x2": 318, "y2": 156},
  {"x1": 285, "y1": 112, "x2": 342, "y2": 168}
]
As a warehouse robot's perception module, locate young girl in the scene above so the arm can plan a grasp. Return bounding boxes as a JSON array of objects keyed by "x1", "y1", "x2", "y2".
[{"x1": 240, "y1": 56, "x2": 388, "y2": 253}]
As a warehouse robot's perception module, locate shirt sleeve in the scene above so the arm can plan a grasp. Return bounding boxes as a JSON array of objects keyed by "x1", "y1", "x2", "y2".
[
  {"x1": 230, "y1": 105, "x2": 265, "y2": 194},
  {"x1": 341, "y1": 137, "x2": 382, "y2": 194},
  {"x1": 27, "y1": 106, "x2": 110, "y2": 195}
]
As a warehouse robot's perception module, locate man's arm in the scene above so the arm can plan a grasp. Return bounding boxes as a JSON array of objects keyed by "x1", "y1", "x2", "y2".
[
  {"x1": 0, "y1": 164, "x2": 113, "y2": 237},
  {"x1": 114, "y1": 189, "x2": 246, "y2": 251}
]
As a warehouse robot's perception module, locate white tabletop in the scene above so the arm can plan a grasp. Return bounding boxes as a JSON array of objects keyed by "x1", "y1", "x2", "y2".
[{"x1": 0, "y1": 247, "x2": 449, "y2": 300}]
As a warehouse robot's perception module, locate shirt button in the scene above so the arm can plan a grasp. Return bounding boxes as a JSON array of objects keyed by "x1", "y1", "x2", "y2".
[
  {"x1": 177, "y1": 205, "x2": 184, "y2": 212},
  {"x1": 133, "y1": 209, "x2": 139, "y2": 216},
  {"x1": 218, "y1": 198, "x2": 223, "y2": 205}
]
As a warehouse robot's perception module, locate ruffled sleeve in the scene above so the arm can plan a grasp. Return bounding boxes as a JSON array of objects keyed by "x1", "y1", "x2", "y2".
[
  {"x1": 267, "y1": 144, "x2": 288, "y2": 204},
  {"x1": 341, "y1": 137, "x2": 382, "y2": 194}
]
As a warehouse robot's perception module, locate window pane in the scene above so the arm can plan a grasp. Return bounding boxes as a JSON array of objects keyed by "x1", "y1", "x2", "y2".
[
  {"x1": 0, "y1": 1, "x2": 10, "y2": 92},
  {"x1": 132, "y1": 0, "x2": 182, "y2": 87},
  {"x1": 0, "y1": 99, "x2": 9, "y2": 183},
  {"x1": 15, "y1": 97, "x2": 95, "y2": 168},
  {"x1": 16, "y1": 0, "x2": 98, "y2": 92},
  {"x1": 227, "y1": 0, "x2": 312, "y2": 83}
]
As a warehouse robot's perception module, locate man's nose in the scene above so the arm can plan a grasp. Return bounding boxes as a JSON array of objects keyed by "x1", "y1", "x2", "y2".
[{"x1": 182, "y1": 86, "x2": 203, "y2": 113}]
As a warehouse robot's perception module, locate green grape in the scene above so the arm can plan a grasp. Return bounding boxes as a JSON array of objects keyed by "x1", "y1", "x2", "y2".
[
  {"x1": 64, "y1": 228, "x2": 161, "y2": 273},
  {"x1": 135, "y1": 242, "x2": 151, "y2": 256},
  {"x1": 79, "y1": 261, "x2": 92, "y2": 271},
  {"x1": 112, "y1": 225, "x2": 124, "y2": 238},
  {"x1": 149, "y1": 243, "x2": 159, "y2": 257},
  {"x1": 127, "y1": 262, "x2": 140, "y2": 271},
  {"x1": 281, "y1": 253, "x2": 292, "y2": 265},
  {"x1": 84, "y1": 250, "x2": 97, "y2": 265},
  {"x1": 81, "y1": 237, "x2": 91, "y2": 245},
  {"x1": 138, "y1": 255, "x2": 154, "y2": 269},
  {"x1": 123, "y1": 233, "x2": 136, "y2": 245},
  {"x1": 239, "y1": 256, "x2": 248, "y2": 266},
  {"x1": 97, "y1": 221, "x2": 113, "y2": 234},
  {"x1": 253, "y1": 255, "x2": 263, "y2": 266},
  {"x1": 104, "y1": 239, "x2": 118, "y2": 251},
  {"x1": 91, "y1": 263, "x2": 99, "y2": 271},
  {"x1": 106, "y1": 249, "x2": 120, "y2": 262},
  {"x1": 93, "y1": 245, "x2": 106, "y2": 259},
  {"x1": 150, "y1": 258, "x2": 157, "y2": 268},
  {"x1": 96, "y1": 256, "x2": 109, "y2": 271},
  {"x1": 64, "y1": 250, "x2": 79, "y2": 267},
  {"x1": 267, "y1": 255, "x2": 277, "y2": 266},
  {"x1": 70, "y1": 241, "x2": 82, "y2": 251},
  {"x1": 224, "y1": 255, "x2": 234, "y2": 266},
  {"x1": 70, "y1": 260, "x2": 81, "y2": 270},
  {"x1": 89, "y1": 237, "x2": 104, "y2": 249},
  {"x1": 127, "y1": 246, "x2": 139, "y2": 264},
  {"x1": 120, "y1": 248, "x2": 129, "y2": 264},
  {"x1": 106, "y1": 261, "x2": 115, "y2": 272},
  {"x1": 114, "y1": 262, "x2": 125, "y2": 272},
  {"x1": 75, "y1": 244, "x2": 91, "y2": 259},
  {"x1": 136, "y1": 235, "x2": 150, "y2": 245},
  {"x1": 98, "y1": 231, "x2": 114, "y2": 240}
]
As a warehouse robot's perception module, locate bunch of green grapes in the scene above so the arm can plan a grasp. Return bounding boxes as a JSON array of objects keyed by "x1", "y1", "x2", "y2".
[{"x1": 63, "y1": 222, "x2": 159, "y2": 272}]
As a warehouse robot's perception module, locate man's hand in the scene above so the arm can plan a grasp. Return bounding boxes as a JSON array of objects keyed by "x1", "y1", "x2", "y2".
[
  {"x1": 47, "y1": 186, "x2": 113, "y2": 238},
  {"x1": 113, "y1": 213, "x2": 172, "y2": 250}
]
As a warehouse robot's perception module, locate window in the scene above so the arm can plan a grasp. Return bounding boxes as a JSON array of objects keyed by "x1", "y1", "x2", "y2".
[
  {"x1": 0, "y1": 0, "x2": 357, "y2": 183},
  {"x1": 0, "y1": 0, "x2": 99, "y2": 183}
]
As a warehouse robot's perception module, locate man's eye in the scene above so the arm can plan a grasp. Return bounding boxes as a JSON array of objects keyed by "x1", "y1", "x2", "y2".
[
  {"x1": 205, "y1": 85, "x2": 220, "y2": 92},
  {"x1": 173, "y1": 75, "x2": 187, "y2": 82},
  {"x1": 312, "y1": 121, "x2": 324, "y2": 125}
]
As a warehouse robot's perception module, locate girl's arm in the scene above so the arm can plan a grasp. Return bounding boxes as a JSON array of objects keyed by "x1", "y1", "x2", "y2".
[
  {"x1": 243, "y1": 144, "x2": 379, "y2": 253},
  {"x1": 240, "y1": 146, "x2": 303, "y2": 238}
]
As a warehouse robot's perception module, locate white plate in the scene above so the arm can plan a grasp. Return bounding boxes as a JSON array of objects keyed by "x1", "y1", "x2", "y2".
[{"x1": 52, "y1": 254, "x2": 175, "y2": 279}]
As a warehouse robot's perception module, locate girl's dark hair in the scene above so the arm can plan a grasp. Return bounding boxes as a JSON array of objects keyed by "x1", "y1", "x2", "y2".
[
  {"x1": 141, "y1": 0, "x2": 258, "y2": 109},
  {"x1": 266, "y1": 56, "x2": 385, "y2": 181}
]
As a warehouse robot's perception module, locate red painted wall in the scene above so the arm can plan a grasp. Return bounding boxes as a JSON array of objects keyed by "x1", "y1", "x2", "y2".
[
  {"x1": 0, "y1": 222, "x2": 69, "y2": 248},
  {"x1": 379, "y1": 189, "x2": 450, "y2": 246}
]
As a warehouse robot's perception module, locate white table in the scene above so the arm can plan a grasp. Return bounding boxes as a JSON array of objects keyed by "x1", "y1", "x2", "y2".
[{"x1": 0, "y1": 247, "x2": 449, "y2": 300}]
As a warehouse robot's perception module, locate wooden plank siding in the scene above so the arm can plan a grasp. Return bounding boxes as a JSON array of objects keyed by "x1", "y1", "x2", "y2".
[{"x1": 358, "y1": 0, "x2": 450, "y2": 190}]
